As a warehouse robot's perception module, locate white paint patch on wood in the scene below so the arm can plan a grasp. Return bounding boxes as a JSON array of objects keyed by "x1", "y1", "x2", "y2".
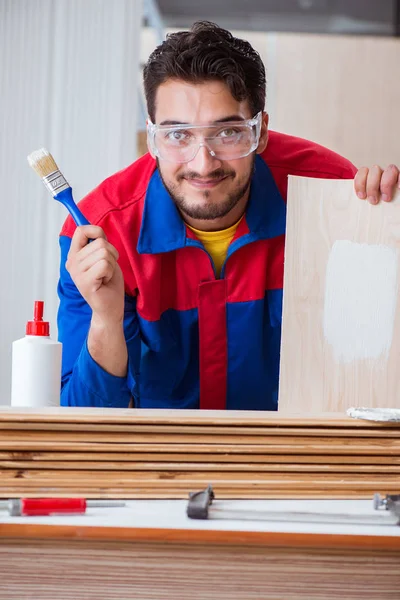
[{"x1": 323, "y1": 240, "x2": 398, "y2": 364}]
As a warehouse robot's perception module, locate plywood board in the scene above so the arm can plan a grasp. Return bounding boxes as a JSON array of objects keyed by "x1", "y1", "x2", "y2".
[
  {"x1": 270, "y1": 33, "x2": 400, "y2": 168},
  {"x1": 279, "y1": 177, "x2": 400, "y2": 413},
  {"x1": 1, "y1": 538, "x2": 399, "y2": 600},
  {"x1": 0, "y1": 407, "x2": 398, "y2": 499}
]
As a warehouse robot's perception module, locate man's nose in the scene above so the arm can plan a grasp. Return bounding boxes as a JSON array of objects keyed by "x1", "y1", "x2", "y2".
[{"x1": 187, "y1": 143, "x2": 222, "y2": 174}]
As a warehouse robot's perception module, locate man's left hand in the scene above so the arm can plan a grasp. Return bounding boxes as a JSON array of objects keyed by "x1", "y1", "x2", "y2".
[{"x1": 354, "y1": 164, "x2": 400, "y2": 204}]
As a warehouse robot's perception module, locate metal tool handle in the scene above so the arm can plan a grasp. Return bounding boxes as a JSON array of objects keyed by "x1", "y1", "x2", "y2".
[{"x1": 0, "y1": 498, "x2": 126, "y2": 516}]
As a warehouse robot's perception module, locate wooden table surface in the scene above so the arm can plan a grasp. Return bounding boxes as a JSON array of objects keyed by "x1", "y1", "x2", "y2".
[
  {"x1": 1, "y1": 498, "x2": 399, "y2": 600},
  {"x1": 1, "y1": 498, "x2": 399, "y2": 549}
]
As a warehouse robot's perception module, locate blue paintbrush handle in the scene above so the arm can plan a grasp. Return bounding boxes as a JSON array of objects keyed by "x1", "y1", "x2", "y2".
[{"x1": 54, "y1": 187, "x2": 90, "y2": 226}]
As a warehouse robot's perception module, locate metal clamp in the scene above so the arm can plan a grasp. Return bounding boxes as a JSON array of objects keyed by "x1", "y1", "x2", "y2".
[
  {"x1": 373, "y1": 493, "x2": 400, "y2": 511},
  {"x1": 187, "y1": 487, "x2": 400, "y2": 526},
  {"x1": 187, "y1": 484, "x2": 215, "y2": 519}
]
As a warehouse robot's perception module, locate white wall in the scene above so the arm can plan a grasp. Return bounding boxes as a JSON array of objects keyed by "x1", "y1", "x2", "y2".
[{"x1": 0, "y1": 0, "x2": 142, "y2": 404}]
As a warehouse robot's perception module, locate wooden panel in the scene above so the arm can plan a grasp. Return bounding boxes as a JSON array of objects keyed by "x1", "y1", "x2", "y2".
[
  {"x1": 279, "y1": 177, "x2": 400, "y2": 413},
  {"x1": 270, "y1": 33, "x2": 400, "y2": 168},
  {"x1": 0, "y1": 408, "x2": 398, "y2": 498},
  {"x1": 1, "y1": 406, "x2": 398, "y2": 426},
  {"x1": 1, "y1": 524, "x2": 400, "y2": 550},
  {"x1": 0, "y1": 537, "x2": 399, "y2": 599},
  {"x1": 137, "y1": 130, "x2": 148, "y2": 157}
]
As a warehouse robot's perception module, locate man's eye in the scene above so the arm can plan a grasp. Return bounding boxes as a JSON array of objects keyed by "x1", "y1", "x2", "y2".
[
  {"x1": 219, "y1": 128, "x2": 241, "y2": 138},
  {"x1": 165, "y1": 130, "x2": 190, "y2": 142}
]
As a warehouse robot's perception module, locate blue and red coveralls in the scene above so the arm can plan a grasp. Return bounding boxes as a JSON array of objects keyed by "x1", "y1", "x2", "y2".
[{"x1": 58, "y1": 131, "x2": 356, "y2": 409}]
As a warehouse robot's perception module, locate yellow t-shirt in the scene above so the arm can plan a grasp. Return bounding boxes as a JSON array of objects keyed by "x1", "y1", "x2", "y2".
[{"x1": 187, "y1": 217, "x2": 243, "y2": 278}]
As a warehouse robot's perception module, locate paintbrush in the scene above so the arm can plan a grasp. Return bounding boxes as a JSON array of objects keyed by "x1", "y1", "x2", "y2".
[{"x1": 27, "y1": 148, "x2": 90, "y2": 227}]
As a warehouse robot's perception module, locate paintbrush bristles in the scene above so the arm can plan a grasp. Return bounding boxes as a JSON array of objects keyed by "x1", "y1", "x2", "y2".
[
  {"x1": 27, "y1": 147, "x2": 70, "y2": 196},
  {"x1": 27, "y1": 148, "x2": 59, "y2": 178}
]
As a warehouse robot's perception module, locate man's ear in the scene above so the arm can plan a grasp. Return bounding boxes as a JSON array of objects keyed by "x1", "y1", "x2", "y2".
[{"x1": 256, "y1": 112, "x2": 269, "y2": 154}]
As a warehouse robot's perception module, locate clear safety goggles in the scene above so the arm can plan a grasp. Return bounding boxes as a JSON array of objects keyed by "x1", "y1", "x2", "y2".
[{"x1": 147, "y1": 112, "x2": 262, "y2": 163}]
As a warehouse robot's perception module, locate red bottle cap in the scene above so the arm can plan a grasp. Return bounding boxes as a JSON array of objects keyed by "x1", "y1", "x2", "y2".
[{"x1": 26, "y1": 301, "x2": 50, "y2": 336}]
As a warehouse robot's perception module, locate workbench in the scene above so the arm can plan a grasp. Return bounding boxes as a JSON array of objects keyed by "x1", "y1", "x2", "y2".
[{"x1": 1, "y1": 498, "x2": 399, "y2": 599}]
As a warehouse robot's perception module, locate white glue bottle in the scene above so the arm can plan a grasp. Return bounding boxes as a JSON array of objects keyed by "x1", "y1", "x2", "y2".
[{"x1": 11, "y1": 300, "x2": 62, "y2": 408}]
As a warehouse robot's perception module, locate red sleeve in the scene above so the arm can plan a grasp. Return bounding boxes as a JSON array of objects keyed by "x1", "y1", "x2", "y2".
[{"x1": 263, "y1": 130, "x2": 357, "y2": 202}]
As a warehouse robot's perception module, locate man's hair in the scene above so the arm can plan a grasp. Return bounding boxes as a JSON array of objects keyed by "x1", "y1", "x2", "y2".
[{"x1": 143, "y1": 21, "x2": 266, "y2": 122}]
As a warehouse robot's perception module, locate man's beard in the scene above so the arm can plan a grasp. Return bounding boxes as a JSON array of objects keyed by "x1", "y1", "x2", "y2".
[{"x1": 157, "y1": 157, "x2": 255, "y2": 221}]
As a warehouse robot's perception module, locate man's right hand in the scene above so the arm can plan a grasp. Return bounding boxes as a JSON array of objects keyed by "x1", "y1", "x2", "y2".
[{"x1": 66, "y1": 225, "x2": 125, "y2": 326}]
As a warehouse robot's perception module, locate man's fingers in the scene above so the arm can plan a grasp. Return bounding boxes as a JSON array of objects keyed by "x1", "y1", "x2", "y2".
[
  {"x1": 69, "y1": 225, "x2": 107, "y2": 255},
  {"x1": 354, "y1": 167, "x2": 369, "y2": 199},
  {"x1": 88, "y1": 259, "x2": 115, "y2": 290},
  {"x1": 366, "y1": 165, "x2": 383, "y2": 204},
  {"x1": 75, "y1": 237, "x2": 119, "y2": 264},
  {"x1": 380, "y1": 164, "x2": 400, "y2": 202},
  {"x1": 78, "y1": 248, "x2": 116, "y2": 274},
  {"x1": 66, "y1": 227, "x2": 119, "y2": 276}
]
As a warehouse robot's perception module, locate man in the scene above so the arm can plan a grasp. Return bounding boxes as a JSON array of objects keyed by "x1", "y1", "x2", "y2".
[{"x1": 58, "y1": 21, "x2": 400, "y2": 409}]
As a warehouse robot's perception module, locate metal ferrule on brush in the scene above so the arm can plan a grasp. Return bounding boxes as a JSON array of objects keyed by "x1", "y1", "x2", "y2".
[{"x1": 42, "y1": 170, "x2": 70, "y2": 196}]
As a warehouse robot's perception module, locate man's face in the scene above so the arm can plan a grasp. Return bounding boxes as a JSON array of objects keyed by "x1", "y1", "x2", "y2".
[{"x1": 150, "y1": 80, "x2": 268, "y2": 223}]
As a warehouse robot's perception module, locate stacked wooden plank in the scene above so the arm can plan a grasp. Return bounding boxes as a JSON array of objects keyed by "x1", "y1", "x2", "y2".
[{"x1": 0, "y1": 407, "x2": 399, "y2": 499}]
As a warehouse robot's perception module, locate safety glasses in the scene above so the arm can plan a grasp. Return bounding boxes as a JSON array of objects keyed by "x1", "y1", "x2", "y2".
[{"x1": 147, "y1": 112, "x2": 262, "y2": 163}]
